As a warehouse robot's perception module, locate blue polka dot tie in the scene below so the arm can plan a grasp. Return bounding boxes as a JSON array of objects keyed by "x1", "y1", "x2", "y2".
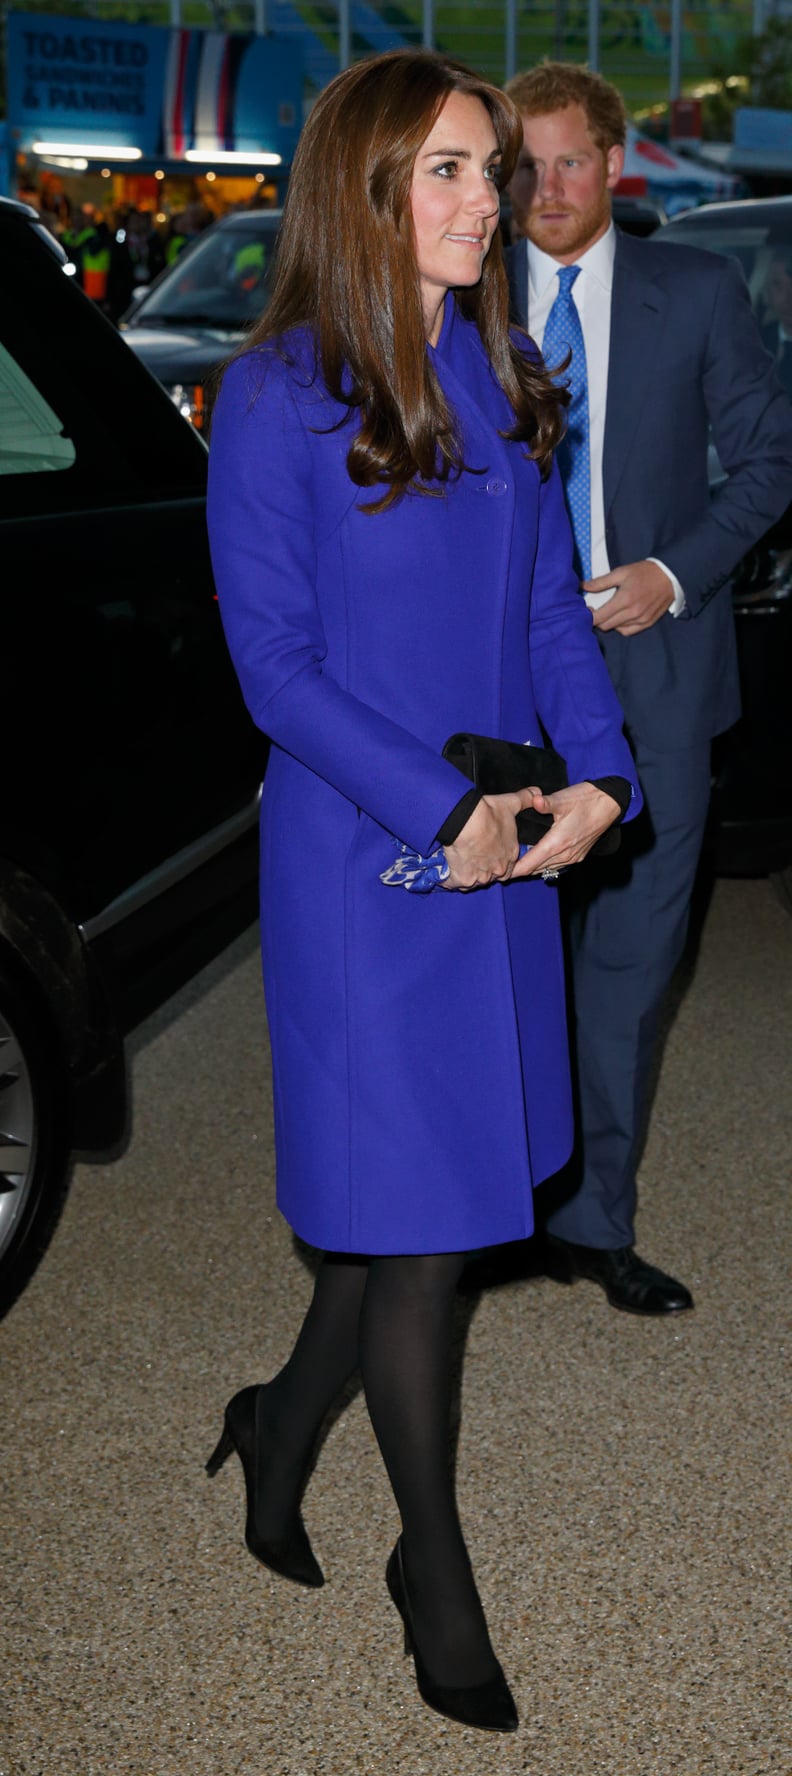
[{"x1": 542, "y1": 265, "x2": 591, "y2": 582}]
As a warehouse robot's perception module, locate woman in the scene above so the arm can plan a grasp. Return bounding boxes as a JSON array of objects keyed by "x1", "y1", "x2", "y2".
[{"x1": 205, "y1": 49, "x2": 640, "y2": 1734}]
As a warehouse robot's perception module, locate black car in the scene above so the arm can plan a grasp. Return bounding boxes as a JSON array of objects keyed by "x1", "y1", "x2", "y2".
[
  {"x1": 0, "y1": 197, "x2": 266, "y2": 1313},
  {"x1": 658, "y1": 197, "x2": 792, "y2": 878},
  {"x1": 121, "y1": 208, "x2": 281, "y2": 430},
  {"x1": 611, "y1": 193, "x2": 667, "y2": 236}
]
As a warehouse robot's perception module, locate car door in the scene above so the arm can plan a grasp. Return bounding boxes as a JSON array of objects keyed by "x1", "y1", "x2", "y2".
[{"x1": 0, "y1": 208, "x2": 266, "y2": 927}]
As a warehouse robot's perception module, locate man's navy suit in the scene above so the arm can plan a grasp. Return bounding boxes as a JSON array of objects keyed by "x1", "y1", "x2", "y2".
[{"x1": 508, "y1": 228, "x2": 792, "y2": 1247}]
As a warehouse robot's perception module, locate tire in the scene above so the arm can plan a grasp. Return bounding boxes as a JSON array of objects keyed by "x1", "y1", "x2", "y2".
[{"x1": 0, "y1": 957, "x2": 72, "y2": 1317}]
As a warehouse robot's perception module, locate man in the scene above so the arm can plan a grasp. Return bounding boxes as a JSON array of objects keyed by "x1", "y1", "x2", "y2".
[{"x1": 505, "y1": 64, "x2": 792, "y2": 1314}]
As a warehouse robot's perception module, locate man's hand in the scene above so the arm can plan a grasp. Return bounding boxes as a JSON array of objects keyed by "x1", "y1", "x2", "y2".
[{"x1": 585, "y1": 559, "x2": 674, "y2": 635}]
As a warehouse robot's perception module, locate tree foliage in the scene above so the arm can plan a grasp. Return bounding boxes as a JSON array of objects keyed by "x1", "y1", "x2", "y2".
[{"x1": 742, "y1": 15, "x2": 792, "y2": 111}]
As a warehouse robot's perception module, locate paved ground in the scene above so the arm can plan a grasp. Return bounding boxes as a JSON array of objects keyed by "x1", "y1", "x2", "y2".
[{"x1": 1, "y1": 877, "x2": 790, "y2": 1776}]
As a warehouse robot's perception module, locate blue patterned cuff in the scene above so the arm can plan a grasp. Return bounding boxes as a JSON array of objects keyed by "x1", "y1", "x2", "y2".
[{"x1": 380, "y1": 843, "x2": 531, "y2": 893}]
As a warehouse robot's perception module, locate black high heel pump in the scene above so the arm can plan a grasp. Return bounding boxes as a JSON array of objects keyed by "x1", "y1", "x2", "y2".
[
  {"x1": 206, "y1": 1384, "x2": 325, "y2": 1588},
  {"x1": 385, "y1": 1538, "x2": 518, "y2": 1733}
]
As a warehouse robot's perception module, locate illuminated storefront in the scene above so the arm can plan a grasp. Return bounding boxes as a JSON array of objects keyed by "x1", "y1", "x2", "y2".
[{"x1": 6, "y1": 11, "x2": 302, "y2": 216}]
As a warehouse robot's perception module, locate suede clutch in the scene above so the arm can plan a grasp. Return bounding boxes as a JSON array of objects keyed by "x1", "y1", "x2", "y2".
[{"x1": 442, "y1": 732, "x2": 620, "y2": 854}]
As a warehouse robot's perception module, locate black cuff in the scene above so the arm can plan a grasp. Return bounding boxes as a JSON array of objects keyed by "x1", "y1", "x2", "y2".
[
  {"x1": 588, "y1": 775, "x2": 631, "y2": 821},
  {"x1": 435, "y1": 787, "x2": 484, "y2": 847},
  {"x1": 438, "y1": 777, "x2": 631, "y2": 845}
]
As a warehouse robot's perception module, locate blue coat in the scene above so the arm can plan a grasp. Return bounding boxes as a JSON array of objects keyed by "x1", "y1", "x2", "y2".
[{"x1": 207, "y1": 298, "x2": 640, "y2": 1255}]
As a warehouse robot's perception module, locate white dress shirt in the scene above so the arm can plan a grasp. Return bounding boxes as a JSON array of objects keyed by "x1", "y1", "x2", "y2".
[{"x1": 524, "y1": 224, "x2": 685, "y2": 617}]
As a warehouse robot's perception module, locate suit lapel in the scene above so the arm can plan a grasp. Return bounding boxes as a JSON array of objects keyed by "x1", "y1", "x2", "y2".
[{"x1": 603, "y1": 234, "x2": 668, "y2": 518}]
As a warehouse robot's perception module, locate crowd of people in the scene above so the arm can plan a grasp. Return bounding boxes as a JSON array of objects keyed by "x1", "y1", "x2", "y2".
[{"x1": 32, "y1": 196, "x2": 215, "y2": 322}]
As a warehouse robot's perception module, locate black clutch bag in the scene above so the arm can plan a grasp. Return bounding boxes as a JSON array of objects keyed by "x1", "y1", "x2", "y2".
[{"x1": 442, "y1": 732, "x2": 620, "y2": 854}]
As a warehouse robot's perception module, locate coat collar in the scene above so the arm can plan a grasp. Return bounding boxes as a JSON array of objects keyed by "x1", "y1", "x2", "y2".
[{"x1": 429, "y1": 297, "x2": 516, "y2": 438}]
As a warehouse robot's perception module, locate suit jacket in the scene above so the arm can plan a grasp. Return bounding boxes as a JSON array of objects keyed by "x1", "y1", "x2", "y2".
[{"x1": 507, "y1": 229, "x2": 792, "y2": 750}]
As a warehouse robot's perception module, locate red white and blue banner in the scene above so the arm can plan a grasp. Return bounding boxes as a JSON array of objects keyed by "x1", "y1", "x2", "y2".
[{"x1": 7, "y1": 11, "x2": 302, "y2": 166}]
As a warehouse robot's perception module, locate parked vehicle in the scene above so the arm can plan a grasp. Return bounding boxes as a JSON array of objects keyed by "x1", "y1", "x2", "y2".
[
  {"x1": 658, "y1": 197, "x2": 792, "y2": 878},
  {"x1": 124, "y1": 195, "x2": 664, "y2": 435},
  {"x1": 120, "y1": 208, "x2": 281, "y2": 431},
  {"x1": 0, "y1": 197, "x2": 266, "y2": 1314},
  {"x1": 611, "y1": 192, "x2": 667, "y2": 235}
]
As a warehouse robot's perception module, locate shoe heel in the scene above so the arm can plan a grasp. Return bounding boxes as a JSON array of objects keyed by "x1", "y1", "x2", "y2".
[
  {"x1": 206, "y1": 1387, "x2": 325, "y2": 1587},
  {"x1": 205, "y1": 1422, "x2": 234, "y2": 1477}
]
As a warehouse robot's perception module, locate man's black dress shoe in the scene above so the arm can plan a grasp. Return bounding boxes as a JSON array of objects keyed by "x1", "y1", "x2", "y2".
[{"x1": 544, "y1": 1238, "x2": 694, "y2": 1315}]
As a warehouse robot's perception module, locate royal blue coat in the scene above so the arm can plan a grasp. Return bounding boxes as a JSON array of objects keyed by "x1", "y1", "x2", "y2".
[{"x1": 207, "y1": 298, "x2": 641, "y2": 1255}]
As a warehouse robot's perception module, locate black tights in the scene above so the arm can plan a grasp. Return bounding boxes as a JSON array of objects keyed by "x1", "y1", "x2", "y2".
[{"x1": 254, "y1": 1251, "x2": 497, "y2": 1686}]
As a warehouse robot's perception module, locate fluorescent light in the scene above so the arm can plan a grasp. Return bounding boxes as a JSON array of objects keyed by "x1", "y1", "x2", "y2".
[
  {"x1": 43, "y1": 155, "x2": 89, "y2": 171},
  {"x1": 183, "y1": 149, "x2": 282, "y2": 165},
  {"x1": 32, "y1": 141, "x2": 142, "y2": 161}
]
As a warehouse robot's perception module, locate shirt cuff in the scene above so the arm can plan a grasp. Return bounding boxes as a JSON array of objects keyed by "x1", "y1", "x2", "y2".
[
  {"x1": 648, "y1": 557, "x2": 686, "y2": 618},
  {"x1": 438, "y1": 777, "x2": 632, "y2": 844},
  {"x1": 588, "y1": 776, "x2": 632, "y2": 822},
  {"x1": 435, "y1": 787, "x2": 484, "y2": 847}
]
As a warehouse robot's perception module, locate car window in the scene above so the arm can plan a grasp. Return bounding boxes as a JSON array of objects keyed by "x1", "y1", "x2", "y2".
[
  {"x1": 0, "y1": 339, "x2": 76, "y2": 476},
  {"x1": 660, "y1": 215, "x2": 792, "y2": 330},
  {"x1": 135, "y1": 221, "x2": 279, "y2": 328},
  {"x1": 0, "y1": 220, "x2": 207, "y2": 518}
]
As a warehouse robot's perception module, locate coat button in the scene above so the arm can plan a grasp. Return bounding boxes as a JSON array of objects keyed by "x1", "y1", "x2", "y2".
[{"x1": 486, "y1": 478, "x2": 507, "y2": 495}]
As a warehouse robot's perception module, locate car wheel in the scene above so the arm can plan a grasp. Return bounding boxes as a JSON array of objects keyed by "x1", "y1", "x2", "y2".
[{"x1": 0, "y1": 957, "x2": 71, "y2": 1317}]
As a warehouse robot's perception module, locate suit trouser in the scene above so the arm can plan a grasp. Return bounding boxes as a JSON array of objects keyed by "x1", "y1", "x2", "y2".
[{"x1": 543, "y1": 738, "x2": 713, "y2": 1250}]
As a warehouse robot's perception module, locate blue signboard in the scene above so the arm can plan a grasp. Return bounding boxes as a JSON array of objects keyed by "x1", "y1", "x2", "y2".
[
  {"x1": 734, "y1": 107, "x2": 792, "y2": 155},
  {"x1": 6, "y1": 11, "x2": 302, "y2": 164}
]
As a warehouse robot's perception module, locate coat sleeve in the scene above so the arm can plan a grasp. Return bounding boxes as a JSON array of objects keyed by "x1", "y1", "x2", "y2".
[
  {"x1": 528, "y1": 459, "x2": 643, "y2": 818},
  {"x1": 206, "y1": 352, "x2": 482, "y2": 854},
  {"x1": 659, "y1": 255, "x2": 792, "y2": 619}
]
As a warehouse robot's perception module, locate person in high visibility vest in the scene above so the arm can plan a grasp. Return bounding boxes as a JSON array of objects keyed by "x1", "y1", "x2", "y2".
[
  {"x1": 81, "y1": 227, "x2": 112, "y2": 303},
  {"x1": 61, "y1": 205, "x2": 113, "y2": 302},
  {"x1": 61, "y1": 206, "x2": 101, "y2": 291},
  {"x1": 163, "y1": 201, "x2": 213, "y2": 267},
  {"x1": 232, "y1": 238, "x2": 268, "y2": 294},
  {"x1": 164, "y1": 217, "x2": 188, "y2": 266}
]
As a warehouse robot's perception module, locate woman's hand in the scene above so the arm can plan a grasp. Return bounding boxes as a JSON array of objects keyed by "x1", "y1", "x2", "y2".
[
  {"x1": 510, "y1": 782, "x2": 622, "y2": 880},
  {"x1": 442, "y1": 789, "x2": 540, "y2": 890}
]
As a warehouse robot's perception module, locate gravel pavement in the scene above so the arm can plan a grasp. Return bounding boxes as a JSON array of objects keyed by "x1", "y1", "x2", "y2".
[{"x1": 1, "y1": 877, "x2": 790, "y2": 1776}]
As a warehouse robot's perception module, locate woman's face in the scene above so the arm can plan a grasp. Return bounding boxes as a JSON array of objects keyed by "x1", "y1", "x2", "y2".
[{"x1": 410, "y1": 90, "x2": 501, "y2": 344}]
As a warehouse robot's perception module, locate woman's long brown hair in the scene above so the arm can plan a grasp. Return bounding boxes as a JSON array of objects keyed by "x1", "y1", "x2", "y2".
[{"x1": 243, "y1": 48, "x2": 565, "y2": 509}]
